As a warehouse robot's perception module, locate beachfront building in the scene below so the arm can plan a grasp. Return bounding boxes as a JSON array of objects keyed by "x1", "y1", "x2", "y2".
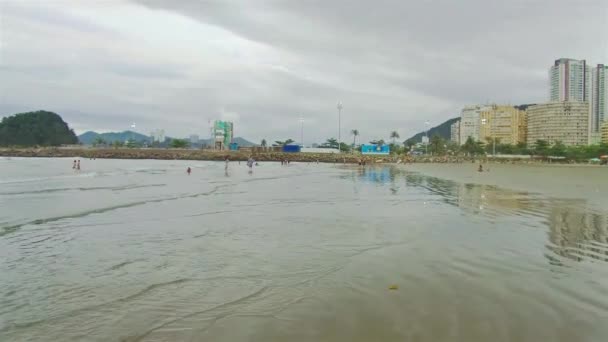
[
  {"x1": 591, "y1": 64, "x2": 608, "y2": 133},
  {"x1": 450, "y1": 119, "x2": 460, "y2": 145},
  {"x1": 479, "y1": 105, "x2": 527, "y2": 146},
  {"x1": 459, "y1": 105, "x2": 487, "y2": 144},
  {"x1": 601, "y1": 121, "x2": 608, "y2": 144},
  {"x1": 189, "y1": 134, "x2": 199, "y2": 144},
  {"x1": 527, "y1": 102, "x2": 589, "y2": 146},
  {"x1": 549, "y1": 58, "x2": 591, "y2": 102}
]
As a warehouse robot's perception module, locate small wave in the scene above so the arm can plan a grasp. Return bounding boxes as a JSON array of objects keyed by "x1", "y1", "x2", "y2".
[
  {"x1": 0, "y1": 278, "x2": 194, "y2": 333},
  {"x1": 0, "y1": 184, "x2": 166, "y2": 196},
  {"x1": 0, "y1": 184, "x2": 229, "y2": 237},
  {"x1": 126, "y1": 286, "x2": 269, "y2": 342},
  {"x1": 107, "y1": 259, "x2": 142, "y2": 271}
]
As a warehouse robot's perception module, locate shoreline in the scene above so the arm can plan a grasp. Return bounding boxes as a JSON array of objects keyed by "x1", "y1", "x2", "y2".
[
  {"x1": 0, "y1": 147, "x2": 370, "y2": 164},
  {"x1": 0, "y1": 147, "x2": 605, "y2": 166}
]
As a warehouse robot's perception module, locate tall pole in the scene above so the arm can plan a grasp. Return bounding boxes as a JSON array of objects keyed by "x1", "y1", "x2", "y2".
[{"x1": 337, "y1": 102, "x2": 343, "y2": 152}]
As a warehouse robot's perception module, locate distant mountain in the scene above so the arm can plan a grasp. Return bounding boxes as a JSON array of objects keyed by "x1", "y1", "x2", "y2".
[
  {"x1": 78, "y1": 130, "x2": 151, "y2": 144},
  {"x1": 405, "y1": 117, "x2": 460, "y2": 143},
  {"x1": 79, "y1": 130, "x2": 257, "y2": 147},
  {"x1": 195, "y1": 137, "x2": 257, "y2": 147},
  {"x1": 231, "y1": 137, "x2": 256, "y2": 147},
  {"x1": 0, "y1": 110, "x2": 78, "y2": 146}
]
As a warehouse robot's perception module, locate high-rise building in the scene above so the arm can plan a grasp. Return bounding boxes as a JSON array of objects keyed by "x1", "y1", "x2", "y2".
[
  {"x1": 150, "y1": 129, "x2": 165, "y2": 143},
  {"x1": 459, "y1": 105, "x2": 488, "y2": 144},
  {"x1": 549, "y1": 58, "x2": 591, "y2": 102},
  {"x1": 590, "y1": 64, "x2": 608, "y2": 133},
  {"x1": 189, "y1": 135, "x2": 199, "y2": 144},
  {"x1": 450, "y1": 119, "x2": 460, "y2": 145},
  {"x1": 527, "y1": 102, "x2": 589, "y2": 146},
  {"x1": 479, "y1": 105, "x2": 527, "y2": 146},
  {"x1": 601, "y1": 121, "x2": 608, "y2": 144}
]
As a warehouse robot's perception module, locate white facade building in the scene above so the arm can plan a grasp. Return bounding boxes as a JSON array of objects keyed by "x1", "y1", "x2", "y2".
[
  {"x1": 590, "y1": 64, "x2": 608, "y2": 133},
  {"x1": 189, "y1": 134, "x2": 199, "y2": 144},
  {"x1": 150, "y1": 129, "x2": 165, "y2": 143},
  {"x1": 549, "y1": 58, "x2": 591, "y2": 102},
  {"x1": 450, "y1": 119, "x2": 460, "y2": 144},
  {"x1": 459, "y1": 105, "x2": 487, "y2": 144}
]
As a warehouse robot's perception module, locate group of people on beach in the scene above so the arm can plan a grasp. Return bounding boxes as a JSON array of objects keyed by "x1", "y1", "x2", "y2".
[
  {"x1": 186, "y1": 156, "x2": 257, "y2": 175},
  {"x1": 72, "y1": 159, "x2": 81, "y2": 170}
]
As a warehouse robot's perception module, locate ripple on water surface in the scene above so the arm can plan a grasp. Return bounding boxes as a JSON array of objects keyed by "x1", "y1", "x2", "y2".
[{"x1": 1, "y1": 160, "x2": 608, "y2": 341}]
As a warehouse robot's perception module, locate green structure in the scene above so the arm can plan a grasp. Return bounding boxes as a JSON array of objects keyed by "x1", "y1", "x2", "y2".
[{"x1": 214, "y1": 120, "x2": 233, "y2": 150}]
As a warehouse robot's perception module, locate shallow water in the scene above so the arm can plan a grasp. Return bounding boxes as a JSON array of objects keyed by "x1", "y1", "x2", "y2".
[{"x1": 1, "y1": 158, "x2": 607, "y2": 341}]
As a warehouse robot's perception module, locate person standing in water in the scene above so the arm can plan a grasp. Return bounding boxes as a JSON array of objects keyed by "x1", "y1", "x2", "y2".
[
  {"x1": 76, "y1": 160, "x2": 81, "y2": 171},
  {"x1": 247, "y1": 156, "x2": 255, "y2": 172},
  {"x1": 187, "y1": 167, "x2": 192, "y2": 175},
  {"x1": 72, "y1": 160, "x2": 77, "y2": 169}
]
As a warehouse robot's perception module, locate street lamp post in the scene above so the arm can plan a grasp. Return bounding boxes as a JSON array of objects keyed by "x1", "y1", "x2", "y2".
[
  {"x1": 337, "y1": 102, "x2": 343, "y2": 152},
  {"x1": 299, "y1": 117, "x2": 304, "y2": 147},
  {"x1": 481, "y1": 117, "x2": 496, "y2": 156}
]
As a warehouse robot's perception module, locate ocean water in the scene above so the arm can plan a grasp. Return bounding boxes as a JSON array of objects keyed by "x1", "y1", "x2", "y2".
[{"x1": 1, "y1": 157, "x2": 607, "y2": 341}]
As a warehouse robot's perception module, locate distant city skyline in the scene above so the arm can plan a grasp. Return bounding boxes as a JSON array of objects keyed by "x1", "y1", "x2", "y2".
[{"x1": 1, "y1": 0, "x2": 606, "y2": 144}]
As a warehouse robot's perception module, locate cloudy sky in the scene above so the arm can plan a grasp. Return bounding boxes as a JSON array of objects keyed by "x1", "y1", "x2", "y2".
[{"x1": 1, "y1": 0, "x2": 606, "y2": 144}]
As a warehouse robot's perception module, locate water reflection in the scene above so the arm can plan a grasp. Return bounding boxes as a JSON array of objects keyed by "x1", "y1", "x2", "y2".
[{"x1": 353, "y1": 166, "x2": 608, "y2": 264}]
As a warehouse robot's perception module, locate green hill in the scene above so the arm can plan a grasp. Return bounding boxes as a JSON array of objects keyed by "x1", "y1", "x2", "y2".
[
  {"x1": 405, "y1": 117, "x2": 459, "y2": 144},
  {"x1": 78, "y1": 131, "x2": 151, "y2": 145},
  {"x1": 0, "y1": 111, "x2": 78, "y2": 146}
]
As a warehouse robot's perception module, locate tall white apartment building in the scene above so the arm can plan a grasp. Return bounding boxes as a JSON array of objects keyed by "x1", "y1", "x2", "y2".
[
  {"x1": 549, "y1": 58, "x2": 591, "y2": 102},
  {"x1": 590, "y1": 64, "x2": 608, "y2": 133},
  {"x1": 459, "y1": 105, "x2": 487, "y2": 144}
]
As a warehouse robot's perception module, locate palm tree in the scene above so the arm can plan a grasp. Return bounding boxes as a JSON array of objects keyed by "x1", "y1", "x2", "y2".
[
  {"x1": 390, "y1": 131, "x2": 400, "y2": 144},
  {"x1": 351, "y1": 129, "x2": 359, "y2": 147}
]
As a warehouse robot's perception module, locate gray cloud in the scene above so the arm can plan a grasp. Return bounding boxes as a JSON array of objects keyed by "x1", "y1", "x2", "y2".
[{"x1": 1, "y1": 0, "x2": 607, "y2": 144}]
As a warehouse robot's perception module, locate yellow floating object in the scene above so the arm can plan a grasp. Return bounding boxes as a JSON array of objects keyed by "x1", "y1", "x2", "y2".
[{"x1": 388, "y1": 284, "x2": 398, "y2": 290}]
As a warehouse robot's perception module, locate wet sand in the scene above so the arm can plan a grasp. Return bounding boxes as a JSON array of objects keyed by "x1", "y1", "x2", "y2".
[{"x1": 1, "y1": 158, "x2": 607, "y2": 341}]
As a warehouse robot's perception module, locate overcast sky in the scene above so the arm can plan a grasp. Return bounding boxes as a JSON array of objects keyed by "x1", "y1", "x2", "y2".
[{"x1": 1, "y1": 0, "x2": 606, "y2": 144}]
